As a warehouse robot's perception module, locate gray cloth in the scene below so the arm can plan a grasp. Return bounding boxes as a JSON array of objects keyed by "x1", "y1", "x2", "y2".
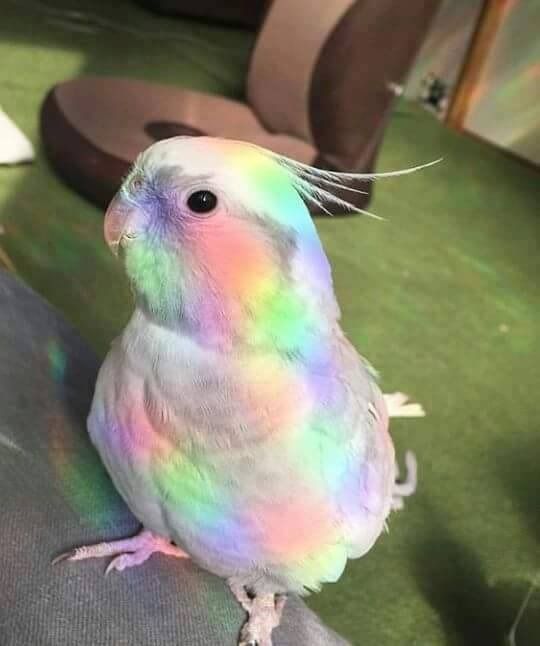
[{"x1": 0, "y1": 270, "x2": 349, "y2": 646}]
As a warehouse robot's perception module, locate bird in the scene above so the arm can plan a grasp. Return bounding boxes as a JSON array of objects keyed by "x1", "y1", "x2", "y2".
[{"x1": 54, "y1": 136, "x2": 433, "y2": 645}]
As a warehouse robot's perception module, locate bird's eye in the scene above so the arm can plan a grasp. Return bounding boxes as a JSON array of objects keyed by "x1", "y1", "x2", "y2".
[{"x1": 187, "y1": 190, "x2": 218, "y2": 215}]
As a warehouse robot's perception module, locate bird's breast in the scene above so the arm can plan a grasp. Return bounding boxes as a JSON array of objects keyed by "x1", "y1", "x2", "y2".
[{"x1": 88, "y1": 314, "x2": 394, "y2": 587}]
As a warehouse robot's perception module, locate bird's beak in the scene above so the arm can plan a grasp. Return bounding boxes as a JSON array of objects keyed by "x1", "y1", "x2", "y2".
[{"x1": 104, "y1": 194, "x2": 140, "y2": 255}]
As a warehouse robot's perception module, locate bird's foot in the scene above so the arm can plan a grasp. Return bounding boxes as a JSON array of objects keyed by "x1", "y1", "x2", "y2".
[
  {"x1": 229, "y1": 581, "x2": 286, "y2": 646},
  {"x1": 52, "y1": 528, "x2": 189, "y2": 575},
  {"x1": 392, "y1": 450, "x2": 417, "y2": 510},
  {"x1": 384, "y1": 392, "x2": 425, "y2": 418}
]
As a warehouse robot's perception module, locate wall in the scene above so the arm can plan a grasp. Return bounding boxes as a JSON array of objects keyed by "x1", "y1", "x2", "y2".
[
  {"x1": 463, "y1": 0, "x2": 540, "y2": 166},
  {"x1": 404, "y1": 0, "x2": 484, "y2": 115}
]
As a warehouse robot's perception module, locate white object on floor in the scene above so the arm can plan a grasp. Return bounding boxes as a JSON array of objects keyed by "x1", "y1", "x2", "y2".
[
  {"x1": 384, "y1": 391, "x2": 426, "y2": 418},
  {"x1": 0, "y1": 107, "x2": 34, "y2": 165}
]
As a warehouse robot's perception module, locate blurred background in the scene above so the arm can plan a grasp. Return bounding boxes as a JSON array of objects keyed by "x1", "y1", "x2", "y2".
[{"x1": 0, "y1": 1, "x2": 539, "y2": 644}]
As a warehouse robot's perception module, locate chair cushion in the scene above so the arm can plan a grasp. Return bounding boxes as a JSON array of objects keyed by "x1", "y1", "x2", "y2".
[
  {"x1": 247, "y1": 0, "x2": 355, "y2": 145},
  {"x1": 41, "y1": 77, "x2": 316, "y2": 209},
  {"x1": 247, "y1": 0, "x2": 441, "y2": 170},
  {"x1": 0, "y1": 269, "x2": 350, "y2": 645}
]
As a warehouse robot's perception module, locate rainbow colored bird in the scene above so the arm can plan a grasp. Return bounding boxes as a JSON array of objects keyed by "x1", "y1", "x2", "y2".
[{"x1": 55, "y1": 137, "x2": 432, "y2": 645}]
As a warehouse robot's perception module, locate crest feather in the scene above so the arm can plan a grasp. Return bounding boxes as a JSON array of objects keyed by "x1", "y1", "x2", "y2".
[{"x1": 268, "y1": 152, "x2": 442, "y2": 218}]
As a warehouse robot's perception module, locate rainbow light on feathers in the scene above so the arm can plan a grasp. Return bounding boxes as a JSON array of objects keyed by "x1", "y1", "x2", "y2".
[{"x1": 60, "y1": 138, "x2": 438, "y2": 590}]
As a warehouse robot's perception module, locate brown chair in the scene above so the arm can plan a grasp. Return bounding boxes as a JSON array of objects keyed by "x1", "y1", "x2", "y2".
[
  {"x1": 133, "y1": 0, "x2": 270, "y2": 29},
  {"x1": 40, "y1": 0, "x2": 440, "y2": 212}
]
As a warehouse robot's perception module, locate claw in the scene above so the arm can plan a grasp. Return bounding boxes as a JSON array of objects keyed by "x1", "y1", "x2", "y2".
[
  {"x1": 104, "y1": 560, "x2": 118, "y2": 577},
  {"x1": 274, "y1": 594, "x2": 287, "y2": 616},
  {"x1": 51, "y1": 550, "x2": 75, "y2": 565},
  {"x1": 392, "y1": 451, "x2": 418, "y2": 511}
]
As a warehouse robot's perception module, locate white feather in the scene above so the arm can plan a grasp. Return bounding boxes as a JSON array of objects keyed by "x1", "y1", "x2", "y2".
[{"x1": 269, "y1": 151, "x2": 442, "y2": 216}]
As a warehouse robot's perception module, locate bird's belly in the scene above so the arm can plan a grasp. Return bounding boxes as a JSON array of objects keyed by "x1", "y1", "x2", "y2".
[
  {"x1": 88, "y1": 397, "x2": 263, "y2": 570},
  {"x1": 89, "y1": 398, "x2": 338, "y2": 580},
  {"x1": 87, "y1": 344, "x2": 395, "y2": 590}
]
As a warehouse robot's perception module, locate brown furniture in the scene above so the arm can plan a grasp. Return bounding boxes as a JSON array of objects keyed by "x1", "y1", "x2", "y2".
[
  {"x1": 41, "y1": 0, "x2": 440, "y2": 213},
  {"x1": 134, "y1": 0, "x2": 270, "y2": 28}
]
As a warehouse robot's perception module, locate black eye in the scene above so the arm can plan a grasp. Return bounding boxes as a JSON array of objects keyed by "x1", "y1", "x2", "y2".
[{"x1": 187, "y1": 190, "x2": 218, "y2": 215}]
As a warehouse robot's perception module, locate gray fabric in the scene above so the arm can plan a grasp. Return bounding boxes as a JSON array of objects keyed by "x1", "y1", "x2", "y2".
[{"x1": 0, "y1": 270, "x2": 350, "y2": 646}]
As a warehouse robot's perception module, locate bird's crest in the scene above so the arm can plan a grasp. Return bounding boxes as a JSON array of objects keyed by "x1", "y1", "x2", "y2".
[{"x1": 269, "y1": 153, "x2": 442, "y2": 219}]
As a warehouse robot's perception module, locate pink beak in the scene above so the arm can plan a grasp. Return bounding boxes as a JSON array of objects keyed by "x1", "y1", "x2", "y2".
[{"x1": 104, "y1": 194, "x2": 136, "y2": 255}]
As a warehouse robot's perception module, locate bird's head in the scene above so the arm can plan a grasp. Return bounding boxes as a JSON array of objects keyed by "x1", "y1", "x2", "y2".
[
  {"x1": 105, "y1": 136, "x2": 436, "y2": 351},
  {"x1": 105, "y1": 136, "x2": 338, "y2": 351}
]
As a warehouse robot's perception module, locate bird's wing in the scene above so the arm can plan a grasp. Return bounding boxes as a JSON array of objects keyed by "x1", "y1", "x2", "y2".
[{"x1": 314, "y1": 332, "x2": 395, "y2": 559}]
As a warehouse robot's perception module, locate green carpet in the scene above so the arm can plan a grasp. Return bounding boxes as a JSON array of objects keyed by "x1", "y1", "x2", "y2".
[{"x1": 1, "y1": 2, "x2": 539, "y2": 644}]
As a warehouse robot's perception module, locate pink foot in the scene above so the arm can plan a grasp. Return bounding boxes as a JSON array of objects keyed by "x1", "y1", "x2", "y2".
[
  {"x1": 229, "y1": 580, "x2": 287, "y2": 646},
  {"x1": 53, "y1": 528, "x2": 189, "y2": 575}
]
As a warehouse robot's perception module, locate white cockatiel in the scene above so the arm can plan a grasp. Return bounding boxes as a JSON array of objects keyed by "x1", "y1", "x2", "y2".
[{"x1": 55, "y1": 137, "x2": 432, "y2": 645}]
